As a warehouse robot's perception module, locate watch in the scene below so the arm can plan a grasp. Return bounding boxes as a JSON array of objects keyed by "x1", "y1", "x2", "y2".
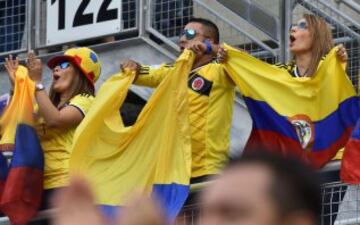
[{"x1": 35, "y1": 83, "x2": 45, "y2": 91}]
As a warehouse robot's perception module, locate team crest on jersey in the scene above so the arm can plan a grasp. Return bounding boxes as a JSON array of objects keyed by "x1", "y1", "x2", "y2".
[
  {"x1": 191, "y1": 77, "x2": 205, "y2": 91},
  {"x1": 288, "y1": 114, "x2": 315, "y2": 149},
  {"x1": 188, "y1": 74, "x2": 213, "y2": 96}
]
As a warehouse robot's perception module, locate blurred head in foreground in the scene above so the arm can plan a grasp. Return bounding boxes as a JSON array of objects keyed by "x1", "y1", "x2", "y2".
[{"x1": 200, "y1": 151, "x2": 321, "y2": 225}]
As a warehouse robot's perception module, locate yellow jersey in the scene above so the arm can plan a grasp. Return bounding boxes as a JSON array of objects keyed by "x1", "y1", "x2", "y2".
[
  {"x1": 35, "y1": 94, "x2": 94, "y2": 189},
  {"x1": 136, "y1": 61, "x2": 235, "y2": 178}
]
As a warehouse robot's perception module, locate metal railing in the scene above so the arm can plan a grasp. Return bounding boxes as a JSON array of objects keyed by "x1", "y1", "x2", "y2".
[
  {"x1": 146, "y1": 0, "x2": 279, "y2": 63},
  {"x1": 0, "y1": 0, "x2": 27, "y2": 59},
  {"x1": 334, "y1": 184, "x2": 360, "y2": 225},
  {"x1": 339, "y1": 0, "x2": 360, "y2": 14}
]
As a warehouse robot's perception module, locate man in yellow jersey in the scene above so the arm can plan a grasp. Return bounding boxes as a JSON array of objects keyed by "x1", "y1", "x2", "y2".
[{"x1": 121, "y1": 18, "x2": 235, "y2": 183}]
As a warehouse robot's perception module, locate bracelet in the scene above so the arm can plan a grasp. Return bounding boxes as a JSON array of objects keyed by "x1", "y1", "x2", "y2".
[
  {"x1": 35, "y1": 83, "x2": 45, "y2": 91},
  {"x1": 204, "y1": 39, "x2": 213, "y2": 55}
]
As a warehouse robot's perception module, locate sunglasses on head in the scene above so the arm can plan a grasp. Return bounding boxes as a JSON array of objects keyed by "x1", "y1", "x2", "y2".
[
  {"x1": 56, "y1": 61, "x2": 71, "y2": 70},
  {"x1": 290, "y1": 21, "x2": 308, "y2": 30},
  {"x1": 181, "y1": 28, "x2": 197, "y2": 40}
]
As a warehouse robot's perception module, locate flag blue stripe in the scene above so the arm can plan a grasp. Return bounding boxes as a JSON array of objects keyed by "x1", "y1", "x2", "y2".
[
  {"x1": 152, "y1": 183, "x2": 190, "y2": 219},
  {"x1": 99, "y1": 183, "x2": 189, "y2": 222},
  {"x1": 0, "y1": 153, "x2": 8, "y2": 181},
  {"x1": 313, "y1": 97, "x2": 360, "y2": 150},
  {"x1": 244, "y1": 96, "x2": 360, "y2": 152},
  {"x1": 244, "y1": 97, "x2": 298, "y2": 140},
  {"x1": 11, "y1": 124, "x2": 44, "y2": 169},
  {"x1": 351, "y1": 118, "x2": 360, "y2": 140},
  {"x1": 99, "y1": 205, "x2": 121, "y2": 222}
]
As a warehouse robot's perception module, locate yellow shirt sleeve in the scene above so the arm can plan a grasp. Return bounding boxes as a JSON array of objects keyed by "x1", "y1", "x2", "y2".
[
  {"x1": 134, "y1": 64, "x2": 174, "y2": 87},
  {"x1": 68, "y1": 94, "x2": 94, "y2": 116}
]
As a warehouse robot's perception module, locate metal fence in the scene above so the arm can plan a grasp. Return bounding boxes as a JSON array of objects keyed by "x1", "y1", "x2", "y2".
[
  {"x1": 334, "y1": 184, "x2": 360, "y2": 225},
  {"x1": 122, "y1": 0, "x2": 138, "y2": 30},
  {"x1": 147, "y1": 0, "x2": 279, "y2": 63},
  {"x1": 0, "y1": 0, "x2": 27, "y2": 58}
]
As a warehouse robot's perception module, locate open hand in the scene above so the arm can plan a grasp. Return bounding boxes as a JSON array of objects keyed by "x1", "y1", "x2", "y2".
[
  {"x1": 217, "y1": 46, "x2": 227, "y2": 63},
  {"x1": 336, "y1": 44, "x2": 348, "y2": 62},
  {"x1": 26, "y1": 51, "x2": 43, "y2": 82},
  {"x1": 4, "y1": 55, "x2": 19, "y2": 87}
]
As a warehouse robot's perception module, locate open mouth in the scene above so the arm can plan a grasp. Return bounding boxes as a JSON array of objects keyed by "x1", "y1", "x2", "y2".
[
  {"x1": 289, "y1": 35, "x2": 296, "y2": 43},
  {"x1": 53, "y1": 74, "x2": 60, "y2": 81}
]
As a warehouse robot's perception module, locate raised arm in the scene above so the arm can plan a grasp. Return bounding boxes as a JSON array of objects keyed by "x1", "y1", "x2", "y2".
[
  {"x1": 27, "y1": 52, "x2": 84, "y2": 129},
  {"x1": 120, "y1": 59, "x2": 173, "y2": 88}
]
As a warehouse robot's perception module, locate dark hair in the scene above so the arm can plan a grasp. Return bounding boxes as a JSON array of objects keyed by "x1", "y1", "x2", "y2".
[
  {"x1": 188, "y1": 17, "x2": 220, "y2": 44},
  {"x1": 227, "y1": 151, "x2": 321, "y2": 221},
  {"x1": 49, "y1": 65, "x2": 94, "y2": 107}
]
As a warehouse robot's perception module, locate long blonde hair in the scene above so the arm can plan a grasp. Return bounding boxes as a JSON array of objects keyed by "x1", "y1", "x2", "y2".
[
  {"x1": 49, "y1": 66, "x2": 94, "y2": 108},
  {"x1": 301, "y1": 14, "x2": 334, "y2": 76}
]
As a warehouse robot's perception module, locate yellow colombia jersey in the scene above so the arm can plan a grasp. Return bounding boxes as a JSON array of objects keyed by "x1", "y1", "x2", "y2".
[
  {"x1": 35, "y1": 94, "x2": 94, "y2": 189},
  {"x1": 136, "y1": 61, "x2": 235, "y2": 178},
  {"x1": 274, "y1": 60, "x2": 344, "y2": 160}
]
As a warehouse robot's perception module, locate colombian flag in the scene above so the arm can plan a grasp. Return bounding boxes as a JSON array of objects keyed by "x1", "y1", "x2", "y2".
[
  {"x1": 70, "y1": 50, "x2": 194, "y2": 220},
  {"x1": 341, "y1": 117, "x2": 360, "y2": 183},
  {"x1": 224, "y1": 44, "x2": 360, "y2": 168},
  {"x1": 0, "y1": 153, "x2": 8, "y2": 201},
  {"x1": 0, "y1": 66, "x2": 44, "y2": 225}
]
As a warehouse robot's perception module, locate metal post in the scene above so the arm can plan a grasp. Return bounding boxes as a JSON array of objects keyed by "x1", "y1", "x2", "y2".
[
  {"x1": 139, "y1": 0, "x2": 146, "y2": 37},
  {"x1": 26, "y1": 0, "x2": 34, "y2": 52},
  {"x1": 279, "y1": 0, "x2": 293, "y2": 63},
  {"x1": 34, "y1": 0, "x2": 42, "y2": 49}
]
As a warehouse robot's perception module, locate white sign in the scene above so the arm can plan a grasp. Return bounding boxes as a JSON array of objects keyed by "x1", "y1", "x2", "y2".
[{"x1": 46, "y1": 0, "x2": 121, "y2": 45}]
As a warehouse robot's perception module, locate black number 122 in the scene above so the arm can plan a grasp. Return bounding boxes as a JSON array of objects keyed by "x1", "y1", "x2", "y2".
[{"x1": 51, "y1": 0, "x2": 118, "y2": 30}]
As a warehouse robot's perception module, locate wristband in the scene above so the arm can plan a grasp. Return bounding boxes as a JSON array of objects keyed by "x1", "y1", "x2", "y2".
[{"x1": 204, "y1": 39, "x2": 213, "y2": 54}]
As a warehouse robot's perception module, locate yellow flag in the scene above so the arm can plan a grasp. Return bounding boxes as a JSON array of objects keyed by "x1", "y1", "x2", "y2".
[
  {"x1": 0, "y1": 66, "x2": 35, "y2": 150},
  {"x1": 70, "y1": 50, "x2": 195, "y2": 218}
]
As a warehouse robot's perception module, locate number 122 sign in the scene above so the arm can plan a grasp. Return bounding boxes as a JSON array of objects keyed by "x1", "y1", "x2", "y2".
[{"x1": 47, "y1": 0, "x2": 121, "y2": 45}]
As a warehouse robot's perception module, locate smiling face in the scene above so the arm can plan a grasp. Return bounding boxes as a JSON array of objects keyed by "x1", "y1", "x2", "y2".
[
  {"x1": 51, "y1": 61, "x2": 79, "y2": 94},
  {"x1": 289, "y1": 18, "x2": 313, "y2": 55}
]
